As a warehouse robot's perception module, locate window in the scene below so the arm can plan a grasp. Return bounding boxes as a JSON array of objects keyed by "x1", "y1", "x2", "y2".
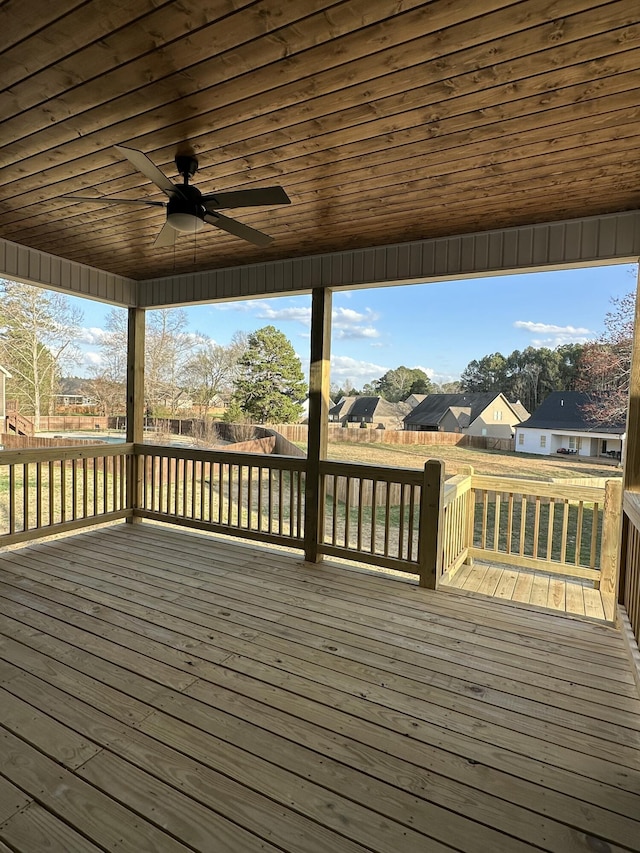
[
  {"x1": 481, "y1": 428, "x2": 487, "y2": 436},
  {"x1": 518, "y1": 433, "x2": 524, "y2": 445},
  {"x1": 540, "y1": 435, "x2": 547, "y2": 448},
  {"x1": 568, "y1": 436, "x2": 577, "y2": 450},
  {"x1": 493, "y1": 410, "x2": 503, "y2": 421}
]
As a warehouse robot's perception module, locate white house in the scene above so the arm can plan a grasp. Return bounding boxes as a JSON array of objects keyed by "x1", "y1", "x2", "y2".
[{"x1": 515, "y1": 391, "x2": 625, "y2": 459}]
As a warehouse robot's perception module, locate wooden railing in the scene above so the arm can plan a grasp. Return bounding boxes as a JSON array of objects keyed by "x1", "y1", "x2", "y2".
[
  {"x1": 468, "y1": 474, "x2": 621, "y2": 588},
  {"x1": 620, "y1": 491, "x2": 640, "y2": 654},
  {"x1": 319, "y1": 460, "x2": 426, "y2": 575},
  {"x1": 440, "y1": 471, "x2": 473, "y2": 580},
  {"x1": 5, "y1": 411, "x2": 34, "y2": 436},
  {"x1": 134, "y1": 445, "x2": 306, "y2": 548},
  {"x1": 0, "y1": 443, "x2": 624, "y2": 607},
  {"x1": 0, "y1": 444, "x2": 133, "y2": 546}
]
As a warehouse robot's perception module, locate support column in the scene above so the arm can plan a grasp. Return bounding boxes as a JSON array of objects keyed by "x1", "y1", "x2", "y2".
[
  {"x1": 126, "y1": 307, "x2": 145, "y2": 521},
  {"x1": 304, "y1": 287, "x2": 332, "y2": 562}
]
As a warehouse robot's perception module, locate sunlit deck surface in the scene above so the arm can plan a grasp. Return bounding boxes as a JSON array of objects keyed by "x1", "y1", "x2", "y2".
[
  {"x1": 441, "y1": 562, "x2": 609, "y2": 621},
  {"x1": 0, "y1": 524, "x2": 639, "y2": 853}
]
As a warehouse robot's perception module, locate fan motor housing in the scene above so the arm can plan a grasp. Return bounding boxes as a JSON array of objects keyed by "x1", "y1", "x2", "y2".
[{"x1": 167, "y1": 185, "x2": 205, "y2": 232}]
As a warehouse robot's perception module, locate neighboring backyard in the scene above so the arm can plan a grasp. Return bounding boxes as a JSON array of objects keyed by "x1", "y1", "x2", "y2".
[{"x1": 321, "y1": 441, "x2": 622, "y2": 481}]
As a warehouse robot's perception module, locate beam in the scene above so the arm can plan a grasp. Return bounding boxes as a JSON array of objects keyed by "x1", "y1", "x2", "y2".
[
  {"x1": 0, "y1": 237, "x2": 136, "y2": 306},
  {"x1": 304, "y1": 287, "x2": 332, "y2": 563},
  {"x1": 137, "y1": 211, "x2": 640, "y2": 308}
]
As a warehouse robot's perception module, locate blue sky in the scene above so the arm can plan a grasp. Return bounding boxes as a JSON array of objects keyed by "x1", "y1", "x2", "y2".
[{"x1": 76, "y1": 263, "x2": 638, "y2": 387}]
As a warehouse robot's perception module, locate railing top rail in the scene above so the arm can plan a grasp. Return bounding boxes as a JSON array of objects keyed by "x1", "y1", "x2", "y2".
[
  {"x1": 319, "y1": 458, "x2": 423, "y2": 485},
  {"x1": 471, "y1": 473, "x2": 611, "y2": 502},
  {"x1": 134, "y1": 443, "x2": 307, "y2": 471},
  {"x1": 0, "y1": 443, "x2": 134, "y2": 465},
  {"x1": 443, "y1": 473, "x2": 472, "y2": 506},
  {"x1": 623, "y1": 490, "x2": 640, "y2": 532}
]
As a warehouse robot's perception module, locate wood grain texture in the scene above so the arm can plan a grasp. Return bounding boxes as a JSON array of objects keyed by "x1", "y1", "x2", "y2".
[
  {"x1": 1, "y1": 0, "x2": 639, "y2": 282},
  {"x1": 1, "y1": 523, "x2": 640, "y2": 853}
]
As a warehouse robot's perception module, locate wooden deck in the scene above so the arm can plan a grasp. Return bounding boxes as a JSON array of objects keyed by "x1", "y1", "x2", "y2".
[
  {"x1": 441, "y1": 562, "x2": 609, "y2": 621},
  {"x1": 0, "y1": 524, "x2": 639, "y2": 853}
]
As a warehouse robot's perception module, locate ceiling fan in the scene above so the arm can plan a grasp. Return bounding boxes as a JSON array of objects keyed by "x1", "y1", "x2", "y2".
[{"x1": 64, "y1": 145, "x2": 290, "y2": 248}]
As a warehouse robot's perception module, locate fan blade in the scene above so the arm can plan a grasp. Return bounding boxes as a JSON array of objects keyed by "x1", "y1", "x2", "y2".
[
  {"x1": 115, "y1": 145, "x2": 183, "y2": 198},
  {"x1": 153, "y1": 221, "x2": 178, "y2": 248},
  {"x1": 202, "y1": 186, "x2": 290, "y2": 210},
  {"x1": 204, "y1": 212, "x2": 273, "y2": 247},
  {"x1": 63, "y1": 195, "x2": 165, "y2": 207}
]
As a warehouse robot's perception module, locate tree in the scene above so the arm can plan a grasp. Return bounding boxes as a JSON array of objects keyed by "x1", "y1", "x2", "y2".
[
  {"x1": 578, "y1": 291, "x2": 635, "y2": 425},
  {"x1": 460, "y1": 353, "x2": 508, "y2": 393},
  {"x1": 183, "y1": 332, "x2": 247, "y2": 416},
  {"x1": 0, "y1": 280, "x2": 82, "y2": 428},
  {"x1": 232, "y1": 325, "x2": 307, "y2": 423},
  {"x1": 145, "y1": 309, "x2": 195, "y2": 416},
  {"x1": 372, "y1": 366, "x2": 433, "y2": 402}
]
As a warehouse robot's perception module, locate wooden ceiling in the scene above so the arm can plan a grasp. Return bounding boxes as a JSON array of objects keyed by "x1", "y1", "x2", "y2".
[{"x1": 1, "y1": 0, "x2": 639, "y2": 282}]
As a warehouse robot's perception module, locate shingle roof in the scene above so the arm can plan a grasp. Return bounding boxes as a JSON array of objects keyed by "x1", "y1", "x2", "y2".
[
  {"x1": 517, "y1": 391, "x2": 625, "y2": 434},
  {"x1": 404, "y1": 392, "x2": 503, "y2": 427}
]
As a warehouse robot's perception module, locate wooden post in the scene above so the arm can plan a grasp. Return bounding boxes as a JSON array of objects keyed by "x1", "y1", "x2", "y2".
[
  {"x1": 418, "y1": 459, "x2": 445, "y2": 588},
  {"x1": 620, "y1": 268, "x2": 640, "y2": 608},
  {"x1": 126, "y1": 307, "x2": 145, "y2": 522},
  {"x1": 304, "y1": 288, "x2": 332, "y2": 562},
  {"x1": 599, "y1": 479, "x2": 623, "y2": 618},
  {"x1": 459, "y1": 464, "x2": 475, "y2": 565}
]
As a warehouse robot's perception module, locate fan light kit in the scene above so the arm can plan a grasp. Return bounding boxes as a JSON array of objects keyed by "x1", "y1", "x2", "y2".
[{"x1": 64, "y1": 146, "x2": 290, "y2": 248}]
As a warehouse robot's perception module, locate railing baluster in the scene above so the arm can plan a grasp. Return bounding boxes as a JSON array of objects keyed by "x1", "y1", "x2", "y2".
[
  {"x1": 532, "y1": 496, "x2": 541, "y2": 559},
  {"x1": 560, "y1": 500, "x2": 569, "y2": 564},
  {"x1": 481, "y1": 490, "x2": 488, "y2": 549},
  {"x1": 23, "y1": 463, "x2": 29, "y2": 532},
  {"x1": 61, "y1": 458, "x2": 67, "y2": 522},
  {"x1": 590, "y1": 502, "x2": 599, "y2": 567},
  {"x1": 519, "y1": 497, "x2": 527, "y2": 556},
  {"x1": 575, "y1": 500, "x2": 584, "y2": 566},
  {"x1": 397, "y1": 484, "x2": 406, "y2": 560},
  {"x1": 8, "y1": 464, "x2": 15, "y2": 535},
  {"x1": 383, "y1": 482, "x2": 391, "y2": 557},
  {"x1": 36, "y1": 461, "x2": 43, "y2": 529},
  {"x1": 82, "y1": 458, "x2": 88, "y2": 518},
  {"x1": 344, "y1": 477, "x2": 351, "y2": 549},
  {"x1": 546, "y1": 499, "x2": 555, "y2": 560},
  {"x1": 493, "y1": 493, "x2": 501, "y2": 551},
  {"x1": 370, "y1": 479, "x2": 378, "y2": 554}
]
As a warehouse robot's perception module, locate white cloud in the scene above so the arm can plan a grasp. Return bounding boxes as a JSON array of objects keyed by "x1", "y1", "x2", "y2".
[
  {"x1": 257, "y1": 305, "x2": 312, "y2": 324},
  {"x1": 334, "y1": 326, "x2": 380, "y2": 340},
  {"x1": 414, "y1": 364, "x2": 435, "y2": 379},
  {"x1": 77, "y1": 326, "x2": 107, "y2": 344},
  {"x1": 513, "y1": 319, "x2": 592, "y2": 347},
  {"x1": 83, "y1": 351, "x2": 103, "y2": 366},
  {"x1": 330, "y1": 355, "x2": 389, "y2": 384}
]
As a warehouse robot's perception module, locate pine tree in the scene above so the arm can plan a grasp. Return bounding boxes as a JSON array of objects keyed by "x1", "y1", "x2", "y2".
[{"x1": 232, "y1": 326, "x2": 307, "y2": 424}]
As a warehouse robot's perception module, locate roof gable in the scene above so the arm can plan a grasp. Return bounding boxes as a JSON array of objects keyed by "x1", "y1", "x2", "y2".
[{"x1": 404, "y1": 392, "x2": 502, "y2": 427}]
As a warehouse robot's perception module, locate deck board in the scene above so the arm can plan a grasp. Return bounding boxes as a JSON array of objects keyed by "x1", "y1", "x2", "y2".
[
  {"x1": 1, "y1": 523, "x2": 639, "y2": 853},
  {"x1": 443, "y1": 560, "x2": 610, "y2": 621}
]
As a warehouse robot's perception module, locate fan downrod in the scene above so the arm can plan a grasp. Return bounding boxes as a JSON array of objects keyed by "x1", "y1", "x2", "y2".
[{"x1": 175, "y1": 154, "x2": 198, "y2": 182}]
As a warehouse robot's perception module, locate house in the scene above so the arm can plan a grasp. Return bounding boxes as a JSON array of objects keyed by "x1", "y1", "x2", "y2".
[
  {"x1": 515, "y1": 391, "x2": 625, "y2": 458},
  {"x1": 404, "y1": 392, "x2": 528, "y2": 439},
  {"x1": 329, "y1": 396, "x2": 408, "y2": 429},
  {"x1": 404, "y1": 393, "x2": 428, "y2": 409}
]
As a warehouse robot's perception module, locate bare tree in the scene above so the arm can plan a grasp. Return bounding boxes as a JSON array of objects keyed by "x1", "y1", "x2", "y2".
[
  {"x1": 0, "y1": 280, "x2": 82, "y2": 429},
  {"x1": 578, "y1": 291, "x2": 635, "y2": 426},
  {"x1": 145, "y1": 309, "x2": 195, "y2": 416},
  {"x1": 183, "y1": 331, "x2": 247, "y2": 417}
]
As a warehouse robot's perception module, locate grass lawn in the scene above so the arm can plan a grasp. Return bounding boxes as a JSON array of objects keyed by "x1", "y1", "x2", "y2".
[{"x1": 320, "y1": 441, "x2": 622, "y2": 481}]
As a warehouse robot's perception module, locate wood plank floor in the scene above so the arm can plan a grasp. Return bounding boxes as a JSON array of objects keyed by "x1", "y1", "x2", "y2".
[
  {"x1": 441, "y1": 562, "x2": 609, "y2": 621},
  {"x1": 0, "y1": 523, "x2": 639, "y2": 853}
]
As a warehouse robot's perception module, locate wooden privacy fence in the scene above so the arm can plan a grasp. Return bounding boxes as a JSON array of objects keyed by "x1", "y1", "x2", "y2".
[{"x1": 0, "y1": 444, "x2": 133, "y2": 546}]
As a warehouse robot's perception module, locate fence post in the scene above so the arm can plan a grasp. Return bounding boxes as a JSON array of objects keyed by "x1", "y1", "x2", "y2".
[
  {"x1": 598, "y1": 479, "x2": 623, "y2": 609},
  {"x1": 125, "y1": 307, "x2": 145, "y2": 522},
  {"x1": 418, "y1": 459, "x2": 445, "y2": 589}
]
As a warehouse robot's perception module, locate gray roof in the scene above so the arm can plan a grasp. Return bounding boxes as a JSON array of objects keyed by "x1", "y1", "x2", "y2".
[
  {"x1": 517, "y1": 391, "x2": 625, "y2": 434},
  {"x1": 404, "y1": 392, "x2": 505, "y2": 428}
]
